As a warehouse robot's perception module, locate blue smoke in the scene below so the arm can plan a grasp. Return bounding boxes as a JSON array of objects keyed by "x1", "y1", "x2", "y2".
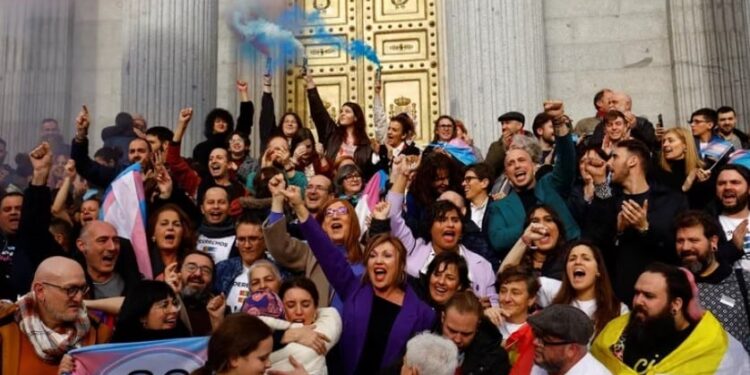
[{"x1": 229, "y1": 1, "x2": 381, "y2": 71}]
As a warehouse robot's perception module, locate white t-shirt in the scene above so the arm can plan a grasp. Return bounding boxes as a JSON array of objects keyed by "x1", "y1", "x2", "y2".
[
  {"x1": 571, "y1": 299, "x2": 629, "y2": 319},
  {"x1": 499, "y1": 321, "x2": 524, "y2": 339},
  {"x1": 530, "y1": 353, "x2": 611, "y2": 374},
  {"x1": 197, "y1": 234, "x2": 236, "y2": 264},
  {"x1": 226, "y1": 265, "x2": 250, "y2": 313},
  {"x1": 718, "y1": 214, "x2": 750, "y2": 271},
  {"x1": 536, "y1": 277, "x2": 562, "y2": 307}
]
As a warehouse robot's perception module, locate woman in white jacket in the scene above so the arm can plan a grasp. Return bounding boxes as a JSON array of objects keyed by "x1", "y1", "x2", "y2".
[{"x1": 259, "y1": 277, "x2": 342, "y2": 375}]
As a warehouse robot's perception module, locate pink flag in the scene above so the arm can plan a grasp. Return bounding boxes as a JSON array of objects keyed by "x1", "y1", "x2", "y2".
[{"x1": 99, "y1": 163, "x2": 152, "y2": 279}]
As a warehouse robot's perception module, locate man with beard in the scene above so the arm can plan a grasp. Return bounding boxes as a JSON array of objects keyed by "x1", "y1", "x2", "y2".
[
  {"x1": 0, "y1": 257, "x2": 108, "y2": 375},
  {"x1": 71, "y1": 105, "x2": 152, "y2": 189},
  {"x1": 716, "y1": 106, "x2": 749, "y2": 150},
  {"x1": 0, "y1": 192, "x2": 22, "y2": 300},
  {"x1": 532, "y1": 113, "x2": 555, "y2": 166},
  {"x1": 592, "y1": 263, "x2": 750, "y2": 374},
  {"x1": 716, "y1": 165, "x2": 750, "y2": 271},
  {"x1": 176, "y1": 251, "x2": 215, "y2": 336},
  {"x1": 527, "y1": 304, "x2": 609, "y2": 375},
  {"x1": 675, "y1": 210, "x2": 750, "y2": 352},
  {"x1": 583, "y1": 139, "x2": 687, "y2": 304},
  {"x1": 487, "y1": 102, "x2": 580, "y2": 260}
]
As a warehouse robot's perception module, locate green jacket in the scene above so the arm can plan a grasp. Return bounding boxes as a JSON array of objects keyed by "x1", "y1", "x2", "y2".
[{"x1": 486, "y1": 133, "x2": 580, "y2": 258}]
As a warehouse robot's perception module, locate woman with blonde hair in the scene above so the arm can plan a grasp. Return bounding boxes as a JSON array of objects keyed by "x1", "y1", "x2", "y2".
[{"x1": 655, "y1": 127, "x2": 712, "y2": 208}]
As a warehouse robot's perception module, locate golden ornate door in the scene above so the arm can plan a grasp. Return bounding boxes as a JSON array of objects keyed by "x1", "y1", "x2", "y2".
[{"x1": 285, "y1": 0, "x2": 442, "y2": 144}]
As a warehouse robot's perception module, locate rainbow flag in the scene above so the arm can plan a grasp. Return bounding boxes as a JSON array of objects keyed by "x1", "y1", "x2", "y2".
[{"x1": 99, "y1": 163, "x2": 152, "y2": 279}]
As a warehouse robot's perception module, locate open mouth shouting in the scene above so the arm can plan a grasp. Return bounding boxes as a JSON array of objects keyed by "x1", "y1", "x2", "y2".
[{"x1": 372, "y1": 266, "x2": 388, "y2": 284}]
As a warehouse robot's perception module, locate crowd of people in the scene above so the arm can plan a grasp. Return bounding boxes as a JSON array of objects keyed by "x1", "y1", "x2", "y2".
[{"x1": 0, "y1": 72, "x2": 749, "y2": 375}]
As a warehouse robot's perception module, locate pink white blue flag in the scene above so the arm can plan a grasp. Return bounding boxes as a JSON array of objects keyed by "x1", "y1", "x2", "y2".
[
  {"x1": 99, "y1": 163, "x2": 152, "y2": 279},
  {"x1": 69, "y1": 337, "x2": 208, "y2": 375}
]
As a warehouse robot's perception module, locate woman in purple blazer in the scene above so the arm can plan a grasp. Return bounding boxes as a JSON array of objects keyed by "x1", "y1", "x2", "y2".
[{"x1": 280, "y1": 185, "x2": 435, "y2": 375}]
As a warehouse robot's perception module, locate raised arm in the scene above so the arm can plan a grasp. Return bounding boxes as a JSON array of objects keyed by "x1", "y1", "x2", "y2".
[
  {"x1": 283, "y1": 186, "x2": 358, "y2": 300},
  {"x1": 235, "y1": 80, "x2": 254, "y2": 136},
  {"x1": 544, "y1": 101, "x2": 576, "y2": 196},
  {"x1": 304, "y1": 74, "x2": 336, "y2": 147},
  {"x1": 50, "y1": 159, "x2": 76, "y2": 225},
  {"x1": 263, "y1": 176, "x2": 314, "y2": 271},
  {"x1": 373, "y1": 76, "x2": 387, "y2": 143},
  {"x1": 70, "y1": 105, "x2": 118, "y2": 188},
  {"x1": 167, "y1": 108, "x2": 201, "y2": 199},
  {"x1": 386, "y1": 156, "x2": 421, "y2": 252},
  {"x1": 259, "y1": 74, "x2": 276, "y2": 151}
]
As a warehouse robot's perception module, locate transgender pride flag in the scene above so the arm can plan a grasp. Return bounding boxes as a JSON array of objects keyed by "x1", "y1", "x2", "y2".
[{"x1": 99, "y1": 163, "x2": 152, "y2": 279}]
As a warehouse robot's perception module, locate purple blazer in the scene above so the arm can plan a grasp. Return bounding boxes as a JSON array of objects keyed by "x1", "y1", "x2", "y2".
[
  {"x1": 299, "y1": 218, "x2": 435, "y2": 374},
  {"x1": 387, "y1": 191, "x2": 499, "y2": 306}
]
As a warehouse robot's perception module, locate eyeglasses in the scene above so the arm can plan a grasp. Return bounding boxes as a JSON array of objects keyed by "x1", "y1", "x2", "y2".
[
  {"x1": 437, "y1": 124, "x2": 454, "y2": 129},
  {"x1": 182, "y1": 263, "x2": 213, "y2": 275},
  {"x1": 463, "y1": 176, "x2": 480, "y2": 183},
  {"x1": 325, "y1": 206, "x2": 349, "y2": 217},
  {"x1": 153, "y1": 298, "x2": 182, "y2": 312},
  {"x1": 344, "y1": 173, "x2": 361, "y2": 180},
  {"x1": 42, "y1": 282, "x2": 89, "y2": 298}
]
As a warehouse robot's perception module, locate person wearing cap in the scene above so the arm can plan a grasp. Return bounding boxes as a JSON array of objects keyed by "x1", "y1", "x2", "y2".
[
  {"x1": 592, "y1": 263, "x2": 750, "y2": 374},
  {"x1": 485, "y1": 111, "x2": 526, "y2": 179},
  {"x1": 527, "y1": 304, "x2": 610, "y2": 375}
]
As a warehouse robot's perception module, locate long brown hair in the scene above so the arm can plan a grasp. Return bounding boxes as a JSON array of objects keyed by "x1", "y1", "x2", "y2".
[
  {"x1": 147, "y1": 203, "x2": 196, "y2": 255},
  {"x1": 361, "y1": 234, "x2": 408, "y2": 288},
  {"x1": 551, "y1": 240, "x2": 621, "y2": 334},
  {"x1": 316, "y1": 198, "x2": 362, "y2": 263}
]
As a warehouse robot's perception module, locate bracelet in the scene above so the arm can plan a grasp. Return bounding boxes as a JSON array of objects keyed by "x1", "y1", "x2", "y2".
[{"x1": 594, "y1": 183, "x2": 612, "y2": 199}]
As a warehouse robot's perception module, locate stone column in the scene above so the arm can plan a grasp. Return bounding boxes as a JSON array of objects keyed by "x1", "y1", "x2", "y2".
[
  {"x1": 668, "y1": 0, "x2": 750, "y2": 126},
  {"x1": 0, "y1": 0, "x2": 74, "y2": 159},
  {"x1": 441, "y1": 0, "x2": 547, "y2": 152},
  {"x1": 121, "y1": 0, "x2": 219, "y2": 154}
]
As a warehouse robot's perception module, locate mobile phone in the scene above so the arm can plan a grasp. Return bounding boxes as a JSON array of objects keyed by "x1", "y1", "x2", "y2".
[
  {"x1": 657, "y1": 114, "x2": 664, "y2": 129},
  {"x1": 301, "y1": 57, "x2": 308, "y2": 76}
]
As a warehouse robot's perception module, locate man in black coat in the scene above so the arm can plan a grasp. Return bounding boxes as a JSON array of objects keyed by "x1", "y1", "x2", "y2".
[{"x1": 582, "y1": 139, "x2": 688, "y2": 305}]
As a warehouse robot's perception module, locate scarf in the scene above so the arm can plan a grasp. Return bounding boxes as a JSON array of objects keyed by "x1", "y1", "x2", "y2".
[{"x1": 16, "y1": 292, "x2": 91, "y2": 362}]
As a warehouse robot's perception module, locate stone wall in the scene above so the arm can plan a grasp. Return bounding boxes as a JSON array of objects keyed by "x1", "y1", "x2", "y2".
[{"x1": 544, "y1": 0, "x2": 677, "y2": 128}]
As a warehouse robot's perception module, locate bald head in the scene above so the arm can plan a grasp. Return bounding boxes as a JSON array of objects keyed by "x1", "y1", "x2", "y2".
[
  {"x1": 34, "y1": 256, "x2": 85, "y2": 284},
  {"x1": 438, "y1": 191, "x2": 466, "y2": 214},
  {"x1": 610, "y1": 92, "x2": 632, "y2": 112}
]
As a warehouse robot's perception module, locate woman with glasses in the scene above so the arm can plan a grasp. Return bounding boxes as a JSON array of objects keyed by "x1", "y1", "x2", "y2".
[
  {"x1": 334, "y1": 164, "x2": 364, "y2": 206},
  {"x1": 111, "y1": 280, "x2": 190, "y2": 343},
  {"x1": 263, "y1": 174, "x2": 364, "y2": 313}
]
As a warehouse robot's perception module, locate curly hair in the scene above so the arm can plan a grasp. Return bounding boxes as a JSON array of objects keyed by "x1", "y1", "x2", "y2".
[
  {"x1": 410, "y1": 152, "x2": 464, "y2": 206},
  {"x1": 203, "y1": 108, "x2": 235, "y2": 138}
]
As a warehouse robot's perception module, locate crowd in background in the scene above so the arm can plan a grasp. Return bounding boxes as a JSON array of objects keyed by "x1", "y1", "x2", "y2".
[{"x1": 0, "y1": 72, "x2": 749, "y2": 375}]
